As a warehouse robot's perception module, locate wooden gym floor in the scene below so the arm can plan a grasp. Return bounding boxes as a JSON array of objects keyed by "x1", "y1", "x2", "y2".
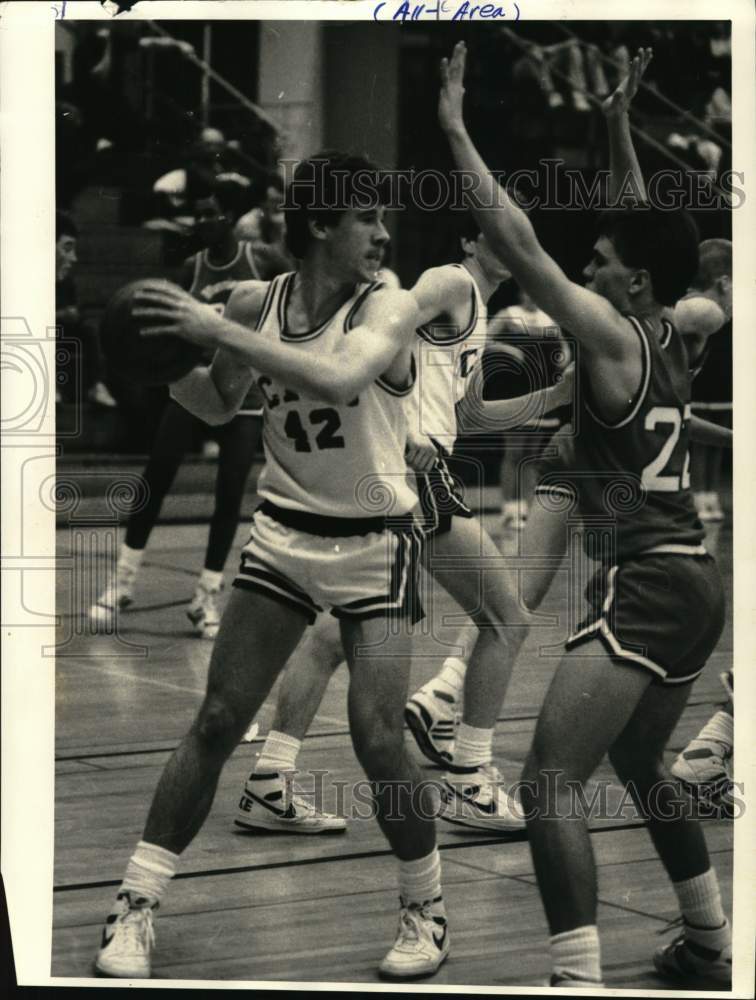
[{"x1": 52, "y1": 514, "x2": 734, "y2": 987}]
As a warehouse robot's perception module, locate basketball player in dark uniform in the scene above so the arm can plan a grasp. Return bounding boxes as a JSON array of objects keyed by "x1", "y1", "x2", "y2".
[
  {"x1": 440, "y1": 42, "x2": 731, "y2": 988},
  {"x1": 91, "y1": 179, "x2": 284, "y2": 637}
]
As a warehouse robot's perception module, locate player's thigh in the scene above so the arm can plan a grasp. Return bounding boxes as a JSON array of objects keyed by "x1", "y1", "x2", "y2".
[
  {"x1": 339, "y1": 615, "x2": 413, "y2": 736},
  {"x1": 525, "y1": 639, "x2": 654, "y2": 784},
  {"x1": 428, "y1": 516, "x2": 523, "y2": 625},
  {"x1": 204, "y1": 586, "x2": 309, "y2": 721}
]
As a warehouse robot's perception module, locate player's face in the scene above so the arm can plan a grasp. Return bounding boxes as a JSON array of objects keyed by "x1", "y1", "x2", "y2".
[
  {"x1": 327, "y1": 206, "x2": 389, "y2": 282},
  {"x1": 582, "y1": 236, "x2": 635, "y2": 310},
  {"x1": 56, "y1": 235, "x2": 77, "y2": 282},
  {"x1": 194, "y1": 197, "x2": 230, "y2": 245}
]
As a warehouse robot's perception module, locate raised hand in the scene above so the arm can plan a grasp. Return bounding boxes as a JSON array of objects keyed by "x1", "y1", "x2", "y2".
[
  {"x1": 133, "y1": 284, "x2": 227, "y2": 348},
  {"x1": 602, "y1": 47, "x2": 653, "y2": 119},
  {"x1": 438, "y1": 41, "x2": 467, "y2": 134}
]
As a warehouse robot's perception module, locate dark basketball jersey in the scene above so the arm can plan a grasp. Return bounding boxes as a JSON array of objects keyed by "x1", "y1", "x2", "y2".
[
  {"x1": 188, "y1": 241, "x2": 263, "y2": 413},
  {"x1": 571, "y1": 314, "x2": 705, "y2": 560}
]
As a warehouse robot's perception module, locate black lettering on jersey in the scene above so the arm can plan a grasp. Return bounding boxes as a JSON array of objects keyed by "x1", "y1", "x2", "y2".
[
  {"x1": 459, "y1": 347, "x2": 479, "y2": 378},
  {"x1": 283, "y1": 408, "x2": 346, "y2": 452},
  {"x1": 257, "y1": 376, "x2": 280, "y2": 409},
  {"x1": 283, "y1": 388, "x2": 300, "y2": 403},
  {"x1": 347, "y1": 396, "x2": 359, "y2": 407}
]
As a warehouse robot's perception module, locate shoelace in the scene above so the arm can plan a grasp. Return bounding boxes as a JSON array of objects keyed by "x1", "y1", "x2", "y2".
[
  {"x1": 116, "y1": 907, "x2": 155, "y2": 952},
  {"x1": 656, "y1": 915, "x2": 685, "y2": 938},
  {"x1": 396, "y1": 904, "x2": 431, "y2": 945}
]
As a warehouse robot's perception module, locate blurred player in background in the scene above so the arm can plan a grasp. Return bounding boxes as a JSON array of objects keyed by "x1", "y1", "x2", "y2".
[
  {"x1": 56, "y1": 210, "x2": 117, "y2": 409},
  {"x1": 487, "y1": 286, "x2": 571, "y2": 529},
  {"x1": 90, "y1": 178, "x2": 283, "y2": 638}
]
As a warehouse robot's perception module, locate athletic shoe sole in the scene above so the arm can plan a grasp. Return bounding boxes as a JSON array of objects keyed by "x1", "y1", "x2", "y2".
[
  {"x1": 378, "y1": 949, "x2": 449, "y2": 981},
  {"x1": 234, "y1": 816, "x2": 347, "y2": 835}
]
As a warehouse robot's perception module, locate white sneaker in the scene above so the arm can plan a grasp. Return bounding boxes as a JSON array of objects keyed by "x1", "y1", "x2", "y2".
[
  {"x1": 234, "y1": 771, "x2": 346, "y2": 834},
  {"x1": 440, "y1": 763, "x2": 525, "y2": 832},
  {"x1": 379, "y1": 897, "x2": 449, "y2": 980},
  {"x1": 95, "y1": 891, "x2": 156, "y2": 979},
  {"x1": 671, "y1": 717, "x2": 732, "y2": 791},
  {"x1": 90, "y1": 566, "x2": 137, "y2": 628},
  {"x1": 187, "y1": 583, "x2": 221, "y2": 639},
  {"x1": 405, "y1": 682, "x2": 459, "y2": 768}
]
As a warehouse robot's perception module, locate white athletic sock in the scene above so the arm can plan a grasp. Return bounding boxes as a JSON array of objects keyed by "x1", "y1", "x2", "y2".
[
  {"x1": 696, "y1": 710, "x2": 733, "y2": 749},
  {"x1": 673, "y1": 869, "x2": 730, "y2": 946},
  {"x1": 452, "y1": 722, "x2": 494, "y2": 770},
  {"x1": 398, "y1": 848, "x2": 443, "y2": 908},
  {"x1": 254, "y1": 730, "x2": 301, "y2": 776},
  {"x1": 119, "y1": 543, "x2": 144, "y2": 576},
  {"x1": 197, "y1": 568, "x2": 223, "y2": 592},
  {"x1": 433, "y1": 657, "x2": 467, "y2": 700},
  {"x1": 120, "y1": 840, "x2": 179, "y2": 906},
  {"x1": 550, "y1": 925, "x2": 602, "y2": 984}
]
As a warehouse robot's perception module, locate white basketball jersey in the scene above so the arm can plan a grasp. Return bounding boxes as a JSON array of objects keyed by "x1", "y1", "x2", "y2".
[
  {"x1": 405, "y1": 263, "x2": 487, "y2": 451},
  {"x1": 252, "y1": 272, "x2": 418, "y2": 518}
]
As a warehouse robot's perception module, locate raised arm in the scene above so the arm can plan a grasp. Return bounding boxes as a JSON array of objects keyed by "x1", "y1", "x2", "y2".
[
  {"x1": 602, "y1": 47, "x2": 652, "y2": 205},
  {"x1": 439, "y1": 43, "x2": 636, "y2": 385},
  {"x1": 136, "y1": 282, "x2": 418, "y2": 406}
]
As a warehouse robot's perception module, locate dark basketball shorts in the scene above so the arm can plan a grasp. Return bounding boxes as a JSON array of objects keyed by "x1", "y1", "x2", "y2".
[
  {"x1": 413, "y1": 447, "x2": 474, "y2": 538},
  {"x1": 234, "y1": 501, "x2": 425, "y2": 626},
  {"x1": 565, "y1": 551, "x2": 726, "y2": 685}
]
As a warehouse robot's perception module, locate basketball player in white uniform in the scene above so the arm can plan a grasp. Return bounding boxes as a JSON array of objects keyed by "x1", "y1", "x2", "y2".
[
  {"x1": 228, "y1": 220, "x2": 572, "y2": 840},
  {"x1": 94, "y1": 153, "x2": 451, "y2": 982}
]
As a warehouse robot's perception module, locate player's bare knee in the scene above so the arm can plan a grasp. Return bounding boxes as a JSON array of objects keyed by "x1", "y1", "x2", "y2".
[
  {"x1": 195, "y1": 697, "x2": 242, "y2": 754},
  {"x1": 351, "y1": 718, "x2": 404, "y2": 776}
]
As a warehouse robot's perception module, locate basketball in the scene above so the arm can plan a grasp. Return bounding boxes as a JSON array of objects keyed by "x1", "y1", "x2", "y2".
[{"x1": 100, "y1": 278, "x2": 206, "y2": 387}]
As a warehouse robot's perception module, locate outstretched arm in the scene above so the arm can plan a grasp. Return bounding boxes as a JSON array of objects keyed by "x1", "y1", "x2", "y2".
[
  {"x1": 439, "y1": 42, "x2": 639, "y2": 414},
  {"x1": 689, "y1": 415, "x2": 732, "y2": 448},
  {"x1": 603, "y1": 47, "x2": 652, "y2": 205},
  {"x1": 169, "y1": 282, "x2": 266, "y2": 425},
  {"x1": 457, "y1": 360, "x2": 574, "y2": 434},
  {"x1": 136, "y1": 282, "x2": 418, "y2": 406}
]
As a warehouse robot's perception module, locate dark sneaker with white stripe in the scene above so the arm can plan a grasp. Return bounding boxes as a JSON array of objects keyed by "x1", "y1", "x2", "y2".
[
  {"x1": 405, "y1": 682, "x2": 459, "y2": 767},
  {"x1": 234, "y1": 771, "x2": 346, "y2": 834},
  {"x1": 654, "y1": 922, "x2": 732, "y2": 985}
]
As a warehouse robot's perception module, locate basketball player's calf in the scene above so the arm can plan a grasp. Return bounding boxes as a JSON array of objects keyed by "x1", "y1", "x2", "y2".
[
  {"x1": 342, "y1": 615, "x2": 449, "y2": 980},
  {"x1": 235, "y1": 618, "x2": 346, "y2": 835}
]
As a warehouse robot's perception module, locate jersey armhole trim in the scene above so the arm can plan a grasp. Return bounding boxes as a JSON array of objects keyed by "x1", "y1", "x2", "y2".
[
  {"x1": 376, "y1": 352, "x2": 417, "y2": 397},
  {"x1": 417, "y1": 281, "x2": 478, "y2": 346},
  {"x1": 584, "y1": 314, "x2": 651, "y2": 430},
  {"x1": 254, "y1": 274, "x2": 282, "y2": 332}
]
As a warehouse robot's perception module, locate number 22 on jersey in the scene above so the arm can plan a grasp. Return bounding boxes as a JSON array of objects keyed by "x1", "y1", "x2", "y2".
[{"x1": 642, "y1": 404, "x2": 691, "y2": 492}]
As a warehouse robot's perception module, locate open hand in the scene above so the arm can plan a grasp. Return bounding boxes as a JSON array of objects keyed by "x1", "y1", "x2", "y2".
[
  {"x1": 133, "y1": 284, "x2": 227, "y2": 348},
  {"x1": 439, "y1": 41, "x2": 467, "y2": 134},
  {"x1": 602, "y1": 47, "x2": 653, "y2": 119}
]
